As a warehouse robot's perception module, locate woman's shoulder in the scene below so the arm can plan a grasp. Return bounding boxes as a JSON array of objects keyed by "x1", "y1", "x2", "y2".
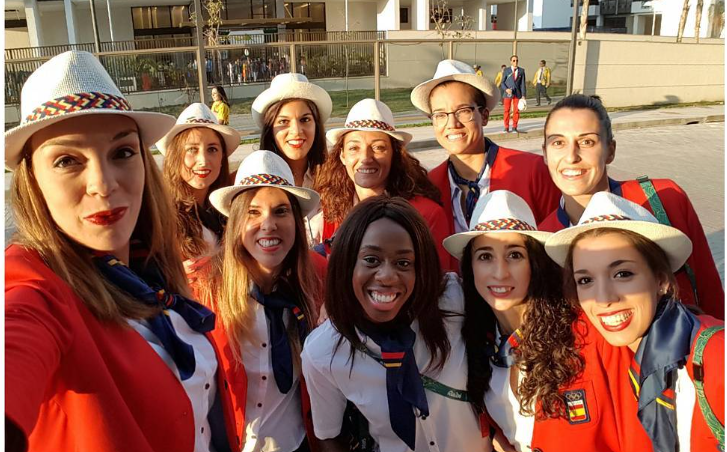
[
  {"x1": 303, "y1": 319, "x2": 344, "y2": 363},
  {"x1": 438, "y1": 272, "x2": 465, "y2": 314},
  {"x1": 6, "y1": 244, "x2": 56, "y2": 284}
]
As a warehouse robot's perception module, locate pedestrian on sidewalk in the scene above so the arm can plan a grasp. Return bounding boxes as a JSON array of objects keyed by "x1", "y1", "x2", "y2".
[
  {"x1": 494, "y1": 65, "x2": 506, "y2": 106},
  {"x1": 211, "y1": 85, "x2": 230, "y2": 125},
  {"x1": 4, "y1": 50, "x2": 237, "y2": 452},
  {"x1": 545, "y1": 191, "x2": 725, "y2": 452},
  {"x1": 155, "y1": 102, "x2": 240, "y2": 280},
  {"x1": 313, "y1": 99, "x2": 452, "y2": 270},
  {"x1": 447, "y1": 190, "x2": 643, "y2": 452},
  {"x1": 302, "y1": 196, "x2": 488, "y2": 452},
  {"x1": 410, "y1": 59, "x2": 560, "y2": 272},
  {"x1": 539, "y1": 94, "x2": 724, "y2": 319},
  {"x1": 473, "y1": 64, "x2": 483, "y2": 76},
  {"x1": 501, "y1": 55, "x2": 527, "y2": 133},
  {"x1": 532, "y1": 60, "x2": 551, "y2": 106},
  {"x1": 252, "y1": 72, "x2": 332, "y2": 244}
]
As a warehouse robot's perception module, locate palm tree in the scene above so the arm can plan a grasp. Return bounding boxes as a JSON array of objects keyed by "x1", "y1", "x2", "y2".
[
  {"x1": 677, "y1": 0, "x2": 690, "y2": 42},
  {"x1": 695, "y1": 0, "x2": 704, "y2": 42}
]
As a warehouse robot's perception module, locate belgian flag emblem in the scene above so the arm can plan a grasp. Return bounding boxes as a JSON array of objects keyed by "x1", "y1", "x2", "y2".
[{"x1": 565, "y1": 389, "x2": 590, "y2": 424}]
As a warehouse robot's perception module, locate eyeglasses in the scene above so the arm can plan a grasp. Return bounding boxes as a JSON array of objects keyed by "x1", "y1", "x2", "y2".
[{"x1": 431, "y1": 106, "x2": 480, "y2": 126}]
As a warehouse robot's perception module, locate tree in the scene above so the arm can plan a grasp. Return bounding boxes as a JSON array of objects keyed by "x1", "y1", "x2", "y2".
[
  {"x1": 430, "y1": 0, "x2": 473, "y2": 59},
  {"x1": 190, "y1": 0, "x2": 225, "y2": 83},
  {"x1": 578, "y1": 0, "x2": 591, "y2": 40},
  {"x1": 677, "y1": 0, "x2": 690, "y2": 42},
  {"x1": 695, "y1": 0, "x2": 704, "y2": 42}
]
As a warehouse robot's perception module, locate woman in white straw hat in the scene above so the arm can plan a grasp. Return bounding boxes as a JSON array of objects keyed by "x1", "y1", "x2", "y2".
[
  {"x1": 5, "y1": 50, "x2": 236, "y2": 452},
  {"x1": 545, "y1": 191, "x2": 724, "y2": 452},
  {"x1": 194, "y1": 150, "x2": 324, "y2": 452},
  {"x1": 539, "y1": 94, "x2": 723, "y2": 320},
  {"x1": 313, "y1": 98, "x2": 452, "y2": 272},
  {"x1": 252, "y1": 73, "x2": 332, "y2": 188},
  {"x1": 445, "y1": 190, "x2": 638, "y2": 452},
  {"x1": 156, "y1": 102, "x2": 241, "y2": 278},
  {"x1": 302, "y1": 196, "x2": 488, "y2": 452}
]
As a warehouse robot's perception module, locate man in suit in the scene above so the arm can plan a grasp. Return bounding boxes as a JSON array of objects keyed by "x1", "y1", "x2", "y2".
[
  {"x1": 532, "y1": 59, "x2": 552, "y2": 106},
  {"x1": 501, "y1": 55, "x2": 526, "y2": 133}
]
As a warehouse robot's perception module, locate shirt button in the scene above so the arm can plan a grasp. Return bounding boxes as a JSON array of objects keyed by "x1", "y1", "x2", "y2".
[
  {"x1": 421, "y1": 415, "x2": 427, "y2": 420},
  {"x1": 533, "y1": 449, "x2": 543, "y2": 452},
  {"x1": 262, "y1": 343, "x2": 267, "y2": 348},
  {"x1": 429, "y1": 441, "x2": 435, "y2": 446},
  {"x1": 205, "y1": 383, "x2": 210, "y2": 390},
  {"x1": 262, "y1": 376, "x2": 267, "y2": 380},
  {"x1": 257, "y1": 402, "x2": 263, "y2": 408},
  {"x1": 201, "y1": 427, "x2": 205, "y2": 433},
  {"x1": 252, "y1": 435, "x2": 257, "y2": 439}
]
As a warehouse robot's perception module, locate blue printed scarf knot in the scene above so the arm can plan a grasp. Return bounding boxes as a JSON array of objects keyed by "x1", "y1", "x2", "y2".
[
  {"x1": 629, "y1": 297, "x2": 700, "y2": 452},
  {"x1": 93, "y1": 246, "x2": 215, "y2": 381},
  {"x1": 486, "y1": 328, "x2": 523, "y2": 368}
]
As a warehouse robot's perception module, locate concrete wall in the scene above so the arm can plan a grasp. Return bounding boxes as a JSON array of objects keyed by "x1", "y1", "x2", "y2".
[
  {"x1": 5, "y1": 29, "x2": 31, "y2": 48},
  {"x1": 326, "y1": 0, "x2": 378, "y2": 30},
  {"x1": 39, "y1": 8, "x2": 70, "y2": 46},
  {"x1": 572, "y1": 34, "x2": 725, "y2": 107},
  {"x1": 539, "y1": 0, "x2": 574, "y2": 29}
]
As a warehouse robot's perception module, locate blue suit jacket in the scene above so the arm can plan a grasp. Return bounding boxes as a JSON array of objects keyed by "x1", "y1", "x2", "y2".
[{"x1": 502, "y1": 66, "x2": 527, "y2": 99}]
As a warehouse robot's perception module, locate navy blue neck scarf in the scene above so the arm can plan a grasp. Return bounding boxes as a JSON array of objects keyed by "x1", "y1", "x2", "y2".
[
  {"x1": 629, "y1": 297, "x2": 700, "y2": 452},
  {"x1": 486, "y1": 328, "x2": 523, "y2": 368},
  {"x1": 93, "y1": 245, "x2": 215, "y2": 381},
  {"x1": 358, "y1": 319, "x2": 429, "y2": 450},
  {"x1": 448, "y1": 139, "x2": 497, "y2": 225},
  {"x1": 251, "y1": 282, "x2": 308, "y2": 394}
]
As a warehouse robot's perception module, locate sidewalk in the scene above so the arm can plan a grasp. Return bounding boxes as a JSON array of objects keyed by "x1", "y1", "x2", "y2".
[{"x1": 220, "y1": 103, "x2": 725, "y2": 171}]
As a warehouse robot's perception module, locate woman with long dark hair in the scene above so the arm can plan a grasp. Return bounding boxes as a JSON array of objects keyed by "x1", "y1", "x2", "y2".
[
  {"x1": 211, "y1": 85, "x2": 231, "y2": 125},
  {"x1": 313, "y1": 99, "x2": 452, "y2": 270},
  {"x1": 449, "y1": 190, "x2": 647, "y2": 452},
  {"x1": 157, "y1": 103, "x2": 240, "y2": 275},
  {"x1": 546, "y1": 191, "x2": 724, "y2": 452},
  {"x1": 5, "y1": 51, "x2": 236, "y2": 452},
  {"x1": 302, "y1": 196, "x2": 487, "y2": 452},
  {"x1": 195, "y1": 150, "x2": 323, "y2": 452}
]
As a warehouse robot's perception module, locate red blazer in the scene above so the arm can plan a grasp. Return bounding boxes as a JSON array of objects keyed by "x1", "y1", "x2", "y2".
[
  {"x1": 539, "y1": 178, "x2": 724, "y2": 319},
  {"x1": 429, "y1": 142, "x2": 560, "y2": 272},
  {"x1": 322, "y1": 195, "x2": 454, "y2": 273},
  {"x1": 5, "y1": 245, "x2": 237, "y2": 452},
  {"x1": 482, "y1": 315, "x2": 653, "y2": 452}
]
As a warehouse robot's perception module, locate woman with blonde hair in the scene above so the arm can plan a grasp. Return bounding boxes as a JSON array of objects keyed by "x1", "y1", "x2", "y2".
[
  {"x1": 195, "y1": 150, "x2": 323, "y2": 452},
  {"x1": 313, "y1": 99, "x2": 452, "y2": 271},
  {"x1": 5, "y1": 51, "x2": 236, "y2": 452},
  {"x1": 156, "y1": 102, "x2": 240, "y2": 274}
]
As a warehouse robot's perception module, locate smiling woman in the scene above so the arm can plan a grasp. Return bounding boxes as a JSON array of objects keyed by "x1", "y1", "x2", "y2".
[{"x1": 5, "y1": 51, "x2": 237, "y2": 452}]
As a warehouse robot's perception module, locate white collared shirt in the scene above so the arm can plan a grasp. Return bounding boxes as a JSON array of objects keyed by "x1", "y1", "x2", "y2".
[
  {"x1": 129, "y1": 311, "x2": 219, "y2": 452},
  {"x1": 302, "y1": 273, "x2": 486, "y2": 452},
  {"x1": 241, "y1": 301, "x2": 306, "y2": 452},
  {"x1": 675, "y1": 366, "x2": 696, "y2": 452},
  {"x1": 483, "y1": 325, "x2": 534, "y2": 452},
  {"x1": 448, "y1": 164, "x2": 492, "y2": 233}
]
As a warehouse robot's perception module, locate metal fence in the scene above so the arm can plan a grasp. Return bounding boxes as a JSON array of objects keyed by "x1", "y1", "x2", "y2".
[{"x1": 5, "y1": 31, "x2": 387, "y2": 105}]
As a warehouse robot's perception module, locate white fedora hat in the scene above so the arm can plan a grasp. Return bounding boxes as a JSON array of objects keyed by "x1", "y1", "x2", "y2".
[
  {"x1": 410, "y1": 59, "x2": 500, "y2": 115},
  {"x1": 251, "y1": 73, "x2": 332, "y2": 129},
  {"x1": 326, "y1": 98, "x2": 413, "y2": 146},
  {"x1": 155, "y1": 103, "x2": 241, "y2": 156},
  {"x1": 4, "y1": 50, "x2": 175, "y2": 170},
  {"x1": 209, "y1": 150, "x2": 320, "y2": 217},
  {"x1": 545, "y1": 192, "x2": 692, "y2": 271},
  {"x1": 443, "y1": 190, "x2": 551, "y2": 260}
]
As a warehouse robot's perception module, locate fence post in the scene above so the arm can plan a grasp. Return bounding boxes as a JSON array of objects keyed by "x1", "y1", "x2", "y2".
[
  {"x1": 566, "y1": 0, "x2": 579, "y2": 95},
  {"x1": 290, "y1": 43, "x2": 297, "y2": 73},
  {"x1": 448, "y1": 40, "x2": 454, "y2": 59},
  {"x1": 193, "y1": 0, "x2": 208, "y2": 104},
  {"x1": 374, "y1": 40, "x2": 381, "y2": 101}
]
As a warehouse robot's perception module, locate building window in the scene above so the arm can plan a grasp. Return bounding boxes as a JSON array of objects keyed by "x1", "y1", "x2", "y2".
[
  {"x1": 400, "y1": 7, "x2": 409, "y2": 24},
  {"x1": 132, "y1": 5, "x2": 189, "y2": 31},
  {"x1": 284, "y1": 2, "x2": 326, "y2": 29}
]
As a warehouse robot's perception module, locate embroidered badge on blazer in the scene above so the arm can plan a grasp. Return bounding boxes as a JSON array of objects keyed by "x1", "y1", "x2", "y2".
[{"x1": 564, "y1": 389, "x2": 590, "y2": 424}]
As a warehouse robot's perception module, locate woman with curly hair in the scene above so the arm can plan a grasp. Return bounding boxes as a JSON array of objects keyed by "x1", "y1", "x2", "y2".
[
  {"x1": 445, "y1": 190, "x2": 642, "y2": 452},
  {"x1": 302, "y1": 196, "x2": 487, "y2": 452},
  {"x1": 157, "y1": 103, "x2": 240, "y2": 276},
  {"x1": 313, "y1": 99, "x2": 452, "y2": 271}
]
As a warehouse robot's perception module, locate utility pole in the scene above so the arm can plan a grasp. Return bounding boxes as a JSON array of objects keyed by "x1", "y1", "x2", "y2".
[
  {"x1": 566, "y1": 0, "x2": 579, "y2": 95},
  {"x1": 89, "y1": 0, "x2": 101, "y2": 53},
  {"x1": 512, "y1": 0, "x2": 519, "y2": 54},
  {"x1": 194, "y1": 0, "x2": 209, "y2": 104}
]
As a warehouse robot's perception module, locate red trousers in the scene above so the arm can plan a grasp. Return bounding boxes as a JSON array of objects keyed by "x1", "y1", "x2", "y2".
[{"x1": 503, "y1": 96, "x2": 520, "y2": 128}]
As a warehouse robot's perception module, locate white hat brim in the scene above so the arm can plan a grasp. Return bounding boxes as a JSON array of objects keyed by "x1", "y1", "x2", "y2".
[
  {"x1": 326, "y1": 127, "x2": 413, "y2": 146},
  {"x1": 251, "y1": 82, "x2": 333, "y2": 129},
  {"x1": 156, "y1": 123, "x2": 241, "y2": 156},
  {"x1": 443, "y1": 230, "x2": 552, "y2": 260},
  {"x1": 209, "y1": 184, "x2": 320, "y2": 218},
  {"x1": 410, "y1": 74, "x2": 500, "y2": 115},
  {"x1": 5, "y1": 109, "x2": 176, "y2": 170},
  {"x1": 544, "y1": 221, "x2": 693, "y2": 272}
]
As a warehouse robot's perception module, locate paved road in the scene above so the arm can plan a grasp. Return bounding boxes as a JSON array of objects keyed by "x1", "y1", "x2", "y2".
[{"x1": 5, "y1": 121, "x2": 724, "y2": 283}]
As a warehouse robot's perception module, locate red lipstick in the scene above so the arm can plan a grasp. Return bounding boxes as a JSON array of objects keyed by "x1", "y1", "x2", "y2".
[{"x1": 85, "y1": 207, "x2": 128, "y2": 226}]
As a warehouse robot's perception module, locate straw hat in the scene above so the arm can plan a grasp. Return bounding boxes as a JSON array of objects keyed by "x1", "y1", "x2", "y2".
[
  {"x1": 209, "y1": 150, "x2": 320, "y2": 217},
  {"x1": 251, "y1": 73, "x2": 332, "y2": 129},
  {"x1": 443, "y1": 190, "x2": 551, "y2": 260},
  {"x1": 4, "y1": 50, "x2": 175, "y2": 170},
  {"x1": 326, "y1": 98, "x2": 413, "y2": 145},
  {"x1": 410, "y1": 59, "x2": 500, "y2": 115},
  {"x1": 545, "y1": 192, "x2": 692, "y2": 271},
  {"x1": 155, "y1": 103, "x2": 241, "y2": 156}
]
